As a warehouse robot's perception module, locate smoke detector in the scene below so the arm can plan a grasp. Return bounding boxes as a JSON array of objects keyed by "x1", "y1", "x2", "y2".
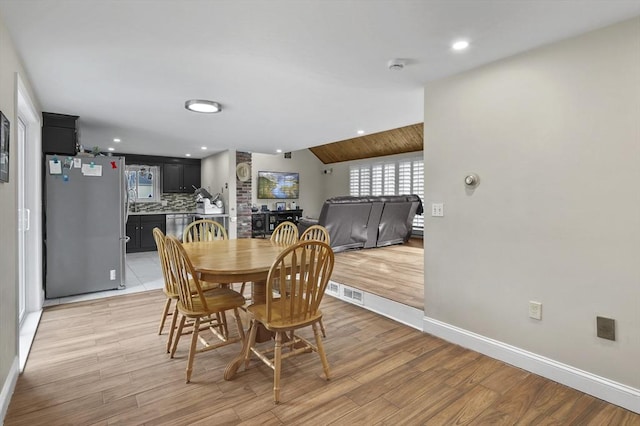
[{"x1": 387, "y1": 59, "x2": 405, "y2": 71}]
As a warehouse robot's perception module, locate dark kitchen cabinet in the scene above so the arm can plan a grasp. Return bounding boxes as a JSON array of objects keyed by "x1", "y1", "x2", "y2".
[
  {"x1": 163, "y1": 163, "x2": 201, "y2": 193},
  {"x1": 42, "y1": 112, "x2": 79, "y2": 156},
  {"x1": 126, "y1": 214, "x2": 165, "y2": 253}
]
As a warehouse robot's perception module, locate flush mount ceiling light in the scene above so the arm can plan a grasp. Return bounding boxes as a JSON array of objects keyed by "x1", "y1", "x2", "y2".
[
  {"x1": 452, "y1": 40, "x2": 470, "y2": 51},
  {"x1": 185, "y1": 99, "x2": 222, "y2": 113}
]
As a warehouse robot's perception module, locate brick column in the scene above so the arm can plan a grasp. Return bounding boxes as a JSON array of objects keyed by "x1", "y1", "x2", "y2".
[{"x1": 236, "y1": 151, "x2": 252, "y2": 238}]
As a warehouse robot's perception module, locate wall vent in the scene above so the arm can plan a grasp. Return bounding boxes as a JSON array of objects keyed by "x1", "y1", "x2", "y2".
[
  {"x1": 342, "y1": 285, "x2": 364, "y2": 305},
  {"x1": 327, "y1": 281, "x2": 340, "y2": 296}
]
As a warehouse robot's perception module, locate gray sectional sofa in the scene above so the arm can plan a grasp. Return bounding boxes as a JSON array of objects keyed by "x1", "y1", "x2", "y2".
[{"x1": 298, "y1": 195, "x2": 423, "y2": 252}]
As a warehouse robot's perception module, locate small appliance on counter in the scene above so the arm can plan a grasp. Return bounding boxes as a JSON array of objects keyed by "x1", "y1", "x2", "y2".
[{"x1": 195, "y1": 187, "x2": 224, "y2": 214}]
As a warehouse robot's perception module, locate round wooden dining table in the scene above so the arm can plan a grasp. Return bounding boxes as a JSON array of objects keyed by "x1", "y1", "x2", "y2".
[{"x1": 181, "y1": 238, "x2": 289, "y2": 380}]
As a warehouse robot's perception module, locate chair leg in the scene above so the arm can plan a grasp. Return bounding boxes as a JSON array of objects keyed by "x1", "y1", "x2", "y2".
[
  {"x1": 243, "y1": 319, "x2": 258, "y2": 370},
  {"x1": 274, "y1": 331, "x2": 283, "y2": 404},
  {"x1": 319, "y1": 318, "x2": 327, "y2": 338},
  {"x1": 186, "y1": 317, "x2": 201, "y2": 383},
  {"x1": 171, "y1": 314, "x2": 186, "y2": 358},
  {"x1": 233, "y1": 308, "x2": 245, "y2": 341},
  {"x1": 221, "y1": 311, "x2": 229, "y2": 339},
  {"x1": 312, "y1": 322, "x2": 331, "y2": 380},
  {"x1": 166, "y1": 303, "x2": 179, "y2": 353},
  {"x1": 158, "y1": 298, "x2": 172, "y2": 335}
]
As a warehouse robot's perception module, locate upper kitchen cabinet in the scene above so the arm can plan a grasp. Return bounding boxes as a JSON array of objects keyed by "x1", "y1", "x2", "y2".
[
  {"x1": 122, "y1": 154, "x2": 201, "y2": 194},
  {"x1": 42, "y1": 112, "x2": 79, "y2": 156},
  {"x1": 163, "y1": 162, "x2": 201, "y2": 193}
]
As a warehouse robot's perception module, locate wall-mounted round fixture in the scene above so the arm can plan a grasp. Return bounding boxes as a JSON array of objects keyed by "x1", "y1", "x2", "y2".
[
  {"x1": 236, "y1": 162, "x2": 251, "y2": 182},
  {"x1": 464, "y1": 173, "x2": 480, "y2": 188},
  {"x1": 185, "y1": 99, "x2": 222, "y2": 113}
]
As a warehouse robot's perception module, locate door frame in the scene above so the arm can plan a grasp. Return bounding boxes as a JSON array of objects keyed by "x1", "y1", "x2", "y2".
[{"x1": 16, "y1": 73, "x2": 43, "y2": 371}]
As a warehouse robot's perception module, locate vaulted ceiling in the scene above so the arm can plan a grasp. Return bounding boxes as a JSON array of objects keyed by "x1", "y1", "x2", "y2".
[{"x1": 310, "y1": 123, "x2": 423, "y2": 164}]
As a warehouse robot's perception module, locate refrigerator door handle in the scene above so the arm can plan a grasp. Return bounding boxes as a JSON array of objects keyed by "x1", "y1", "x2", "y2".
[{"x1": 25, "y1": 208, "x2": 30, "y2": 231}]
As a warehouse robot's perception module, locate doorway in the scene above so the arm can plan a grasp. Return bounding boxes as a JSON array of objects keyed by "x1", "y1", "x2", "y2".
[{"x1": 16, "y1": 74, "x2": 43, "y2": 372}]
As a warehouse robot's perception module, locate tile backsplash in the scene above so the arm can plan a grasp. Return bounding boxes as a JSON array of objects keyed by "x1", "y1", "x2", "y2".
[{"x1": 129, "y1": 193, "x2": 196, "y2": 213}]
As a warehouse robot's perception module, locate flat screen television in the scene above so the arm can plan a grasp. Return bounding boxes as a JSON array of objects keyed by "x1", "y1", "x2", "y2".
[{"x1": 257, "y1": 171, "x2": 299, "y2": 199}]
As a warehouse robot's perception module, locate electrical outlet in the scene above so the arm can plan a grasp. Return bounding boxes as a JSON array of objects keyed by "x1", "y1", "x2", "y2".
[
  {"x1": 528, "y1": 301, "x2": 542, "y2": 320},
  {"x1": 110, "y1": 269, "x2": 116, "y2": 280},
  {"x1": 431, "y1": 203, "x2": 444, "y2": 217}
]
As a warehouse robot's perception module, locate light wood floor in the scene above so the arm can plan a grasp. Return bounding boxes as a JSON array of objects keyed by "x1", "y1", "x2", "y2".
[
  {"x1": 6, "y1": 290, "x2": 638, "y2": 425},
  {"x1": 332, "y1": 239, "x2": 424, "y2": 309}
]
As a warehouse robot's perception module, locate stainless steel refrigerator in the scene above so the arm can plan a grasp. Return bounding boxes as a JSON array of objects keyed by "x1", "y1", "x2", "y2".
[{"x1": 44, "y1": 154, "x2": 127, "y2": 298}]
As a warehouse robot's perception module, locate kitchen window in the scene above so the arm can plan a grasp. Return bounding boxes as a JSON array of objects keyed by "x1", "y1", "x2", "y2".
[{"x1": 126, "y1": 165, "x2": 160, "y2": 202}]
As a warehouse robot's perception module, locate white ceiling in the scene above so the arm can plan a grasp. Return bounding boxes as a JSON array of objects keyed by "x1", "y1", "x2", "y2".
[{"x1": 1, "y1": 1, "x2": 639, "y2": 158}]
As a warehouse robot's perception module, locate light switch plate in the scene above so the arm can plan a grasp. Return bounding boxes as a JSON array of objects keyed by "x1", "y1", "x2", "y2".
[
  {"x1": 431, "y1": 203, "x2": 444, "y2": 217},
  {"x1": 528, "y1": 301, "x2": 542, "y2": 320}
]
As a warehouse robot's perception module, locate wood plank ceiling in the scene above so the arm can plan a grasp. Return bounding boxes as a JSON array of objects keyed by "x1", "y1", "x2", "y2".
[{"x1": 309, "y1": 123, "x2": 423, "y2": 164}]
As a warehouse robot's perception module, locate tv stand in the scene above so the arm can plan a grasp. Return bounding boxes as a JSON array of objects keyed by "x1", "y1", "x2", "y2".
[{"x1": 251, "y1": 209, "x2": 303, "y2": 238}]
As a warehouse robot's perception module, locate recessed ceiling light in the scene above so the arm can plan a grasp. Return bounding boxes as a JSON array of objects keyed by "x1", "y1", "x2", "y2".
[
  {"x1": 201, "y1": 146, "x2": 207, "y2": 150},
  {"x1": 113, "y1": 138, "x2": 121, "y2": 143},
  {"x1": 357, "y1": 130, "x2": 365, "y2": 135},
  {"x1": 276, "y1": 149, "x2": 282, "y2": 153},
  {"x1": 185, "y1": 153, "x2": 191, "y2": 157},
  {"x1": 107, "y1": 147, "x2": 115, "y2": 151},
  {"x1": 452, "y1": 40, "x2": 470, "y2": 51},
  {"x1": 185, "y1": 99, "x2": 222, "y2": 113}
]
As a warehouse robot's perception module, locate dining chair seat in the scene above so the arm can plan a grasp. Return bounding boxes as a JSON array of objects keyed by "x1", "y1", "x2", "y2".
[
  {"x1": 247, "y1": 301, "x2": 324, "y2": 331},
  {"x1": 178, "y1": 287, "x2": 246, "y2": 318}
]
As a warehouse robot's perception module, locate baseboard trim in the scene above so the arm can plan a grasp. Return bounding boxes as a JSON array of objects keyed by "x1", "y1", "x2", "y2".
[
  {"x1": 1, "y1": 356, "x2": 19, "y2": 424},
  {"x1": 423, "y1": 316, "x2": 639, "y2": 414},
  {"x1": 326, "y1": 281, "x2": 423, "y2": 330}
]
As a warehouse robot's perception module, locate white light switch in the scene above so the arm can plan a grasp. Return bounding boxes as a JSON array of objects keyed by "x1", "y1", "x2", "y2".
[
  {"x1": 110, "y1": 269, "x2": 116, "y2": 280},
  {"x1": 529, "y1": 301, "x2": 542, "y2": 320},
  {"x1": 431, "y1": 203, "x2": 444, "y2": 217}
]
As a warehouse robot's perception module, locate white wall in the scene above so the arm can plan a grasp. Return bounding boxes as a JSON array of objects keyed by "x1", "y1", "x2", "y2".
[
  {"x1": 423, "y1": 17, "x2": 640, "y2": 390},
  {"x1": 252, "y1": 150, "x2": 324, "y2": 218},
  {"x1": 0, "y1": 11, "x2": 41, "y2": 420},
  {"x1": 201, "y1": 149, "x2": 237, "y2": 238}
]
